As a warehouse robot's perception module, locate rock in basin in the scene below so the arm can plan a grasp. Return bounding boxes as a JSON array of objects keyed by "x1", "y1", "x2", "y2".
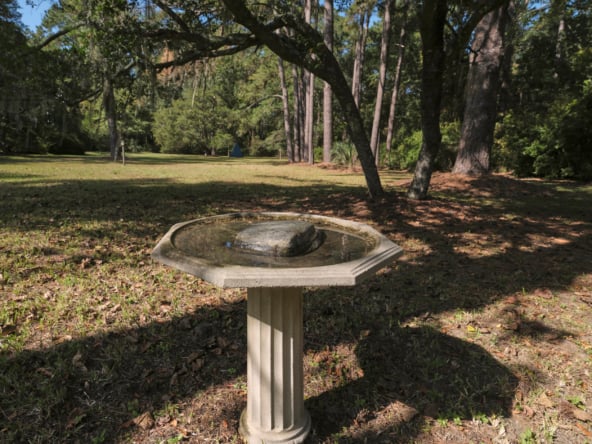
[{"x1": 233, "y1": 220, "x2": 325, "y2": 257}]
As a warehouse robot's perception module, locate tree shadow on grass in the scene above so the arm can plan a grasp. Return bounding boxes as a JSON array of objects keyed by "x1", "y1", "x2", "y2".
[
  {"x1": 305, "y1": 327, "x2": 518, "y2": 443},
  {"x1": 1, "y1": 168, "x2": 591, "y2": 441},
  {"x1": 0, "y1": 298, "x2": 248, "y2": 443},
  {"x1": 0, "y1": 291, "x2": 518, "y2": 443}
]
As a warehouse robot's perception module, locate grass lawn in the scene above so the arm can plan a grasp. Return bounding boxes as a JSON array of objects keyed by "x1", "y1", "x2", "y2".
[{"x1": 1, "y1": 153, "x2": 591, "y2": 443}]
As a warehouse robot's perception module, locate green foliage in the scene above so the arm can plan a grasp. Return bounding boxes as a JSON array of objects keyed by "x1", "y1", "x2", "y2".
[
  {"x1": 331, "y1": 142, "x2": 356, "y2": 168},
  {"x1": 152, "y1": 97, "x2": 211, "y2": 154},
  {"x1": 391, "y1": 129, "x2": 422, "y2": 170},
  {"x1": 498, "y1": 2, "x2": 592, "y2": 180},
  {"x1": 389, "y1": 121, "x2": 459, "y2": 171},
  {"x1": 211, "y1": 133, "x2": 235, "y2": 155},
  {"x1": 47, "y1": 133, "x2": 90, "y2": 156},
  {"x1": 0, "y1": 2, "x2": 53, "y2": 153},
  {"x1": 9, "y1": 0, "x2": 591, "y2": 180},
  {"x1": 438, "y1": 121, "x2": 461, "y2": 171},
  {"x1": 252, "y1": 129, "x2": 286, "y2": 157},
  {"x1": 499, "y1": 88, "x2": 592, "y2": 180},
  {"x1": 519, "y1": 428, "x2": 536, "y2": 444},
  {"x1": 151, "y1": 50, "x2": 284, "y2": 156}
]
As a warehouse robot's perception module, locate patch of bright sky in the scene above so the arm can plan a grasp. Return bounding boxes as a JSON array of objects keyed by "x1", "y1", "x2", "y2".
[{"x1": 18, "y1": 0, "x2": 51, "y2": 30}]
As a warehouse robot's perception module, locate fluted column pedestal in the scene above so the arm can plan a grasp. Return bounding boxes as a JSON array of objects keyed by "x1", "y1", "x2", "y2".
[{"x1": 239, "y1": 287, "x2": 311, "y2": 444}]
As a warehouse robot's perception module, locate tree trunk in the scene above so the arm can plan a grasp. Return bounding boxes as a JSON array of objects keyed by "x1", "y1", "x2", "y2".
[
  {"x1": 222, "y1": 0, "x2": 383, "y2": 197},
  {"x1": 304, "y1": 0, "x2": 315, "y2": 164},
  {"x1": 351, "y1": 9, "x2": 370, "y2": 108},
  {"x1": 369, "y1": 0, "x2": 393, "y2": 166},
  {"x1": 322, "y1": 0, "x2": 334, "y2": 164},
  {"x1": 305, "y1": 69, "x2": 314, "y2": 163},
  {"x1": 278, "y1": 58, "x2": 294, "y2": 162},
  {"x1": 102, "y1": 76, "x2": 121, "y2": 161},
  {"x1": 407, "y1": 0, "x2": 447, "y2": 200},
  {"x1": 385, "y1": 10, "x2": 408, "y2": 157},
  {"x1": 332, "y1": 75, "x2": 383, "y2": 196},
  {"x1": 553, "y1": 0, "x2": 567, "y2": 80},
  {"x1": 292, "y1": 64, "x2": 303, "y2": 162},
  {"x1": 452, "y1": 5, "x2": 507, "y2": 175}
]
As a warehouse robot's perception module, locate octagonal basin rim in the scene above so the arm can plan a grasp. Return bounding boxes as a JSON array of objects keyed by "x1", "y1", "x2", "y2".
[{"x1": 151, "y1": 212, "x2": 403, "y2": 288}]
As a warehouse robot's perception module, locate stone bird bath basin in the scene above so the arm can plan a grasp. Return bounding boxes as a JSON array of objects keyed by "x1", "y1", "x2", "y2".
[{"x1": 152, "y1": 212, "x2": 402, "y2": 443}]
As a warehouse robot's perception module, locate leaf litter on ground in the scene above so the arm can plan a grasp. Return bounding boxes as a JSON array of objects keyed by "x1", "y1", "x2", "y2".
[{"x1": 0, "y1": 156, "x2": 591, "y2": 443}]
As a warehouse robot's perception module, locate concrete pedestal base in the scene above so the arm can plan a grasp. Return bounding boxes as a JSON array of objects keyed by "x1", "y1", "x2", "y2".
[{"x1": 239, "y1": 287, "x2": 311, "y2": 444}]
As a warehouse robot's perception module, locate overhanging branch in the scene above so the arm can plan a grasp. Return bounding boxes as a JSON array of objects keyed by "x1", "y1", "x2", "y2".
[{"x1": 36, "y1": 23, "x2": 85, "y2": 49}]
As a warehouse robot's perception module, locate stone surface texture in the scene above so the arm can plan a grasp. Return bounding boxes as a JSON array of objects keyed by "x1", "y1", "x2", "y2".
[
  {"x1": 239, "y1": 287, "x2": 311, "y2": 443},
  {"x1": 234, "y1": 220, "x2": 323, "y2": 257}
]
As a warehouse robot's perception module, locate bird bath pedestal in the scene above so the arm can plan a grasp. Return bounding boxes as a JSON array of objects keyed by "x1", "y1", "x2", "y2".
[{"x1": 152, "y1": 212, "x2": 402, "y2": 443}]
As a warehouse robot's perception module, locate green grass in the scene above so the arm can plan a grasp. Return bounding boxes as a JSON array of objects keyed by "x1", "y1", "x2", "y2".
[{"x1": 1, "y1": 154, "x2": 591, "y2": 443}]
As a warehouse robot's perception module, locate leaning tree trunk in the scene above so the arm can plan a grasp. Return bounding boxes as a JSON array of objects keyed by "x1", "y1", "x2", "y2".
[
  {"x1": 322, "y1": 0, "x2": 334, "y2": 164},
  {"x1": 222, "y1": 0, "x2": 383, "y2": 198},
  {"x1": 452, "y1": 5, "x2": 507, "y2": 175},
  {"x1": 407, "y1": 0, "x2": 447, "y2": 200},
  {"x1": 102, "y1": 76, "x2": 121, "y2": 161},
  {"x1": 369, "y1": 0, "x2": 393, "y2": 167}
]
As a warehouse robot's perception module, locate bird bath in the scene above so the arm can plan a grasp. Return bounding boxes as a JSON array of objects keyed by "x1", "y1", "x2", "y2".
[{"x1": 152, "y1": 212, "x2": 402, "y2": 443}]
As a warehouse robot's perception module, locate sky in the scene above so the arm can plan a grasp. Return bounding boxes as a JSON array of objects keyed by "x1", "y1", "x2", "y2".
[{"x1": 18, "y1": 0, "x2": 51, "y2": 30}]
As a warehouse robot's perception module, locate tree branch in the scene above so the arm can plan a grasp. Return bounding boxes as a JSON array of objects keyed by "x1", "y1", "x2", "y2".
[
  {"x1": 220, "y1": 0, "x2": 384, "y2": 197},
  {"x1": 153, "y1": 0, "x2": 191, "y2": 33},
  {"x1": 36, "y1": 23, "x2": 85, "y2": 49},
  {"x1": 151, "y1": 35, "x2": 258, "y2": 70}
]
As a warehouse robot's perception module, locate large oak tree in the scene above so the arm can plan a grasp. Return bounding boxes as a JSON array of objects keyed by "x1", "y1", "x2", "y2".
[
  {"x1": 452, "y1": 4, "x2": 509, "y2": 175},
  {"x1": 408, "y1": 0, "x2": 510, "y2": 199}
]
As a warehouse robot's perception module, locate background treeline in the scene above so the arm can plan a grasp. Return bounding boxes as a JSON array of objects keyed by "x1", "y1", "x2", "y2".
[{"x1": 1, "y1": 0, "x2": 591, "y2": 181}]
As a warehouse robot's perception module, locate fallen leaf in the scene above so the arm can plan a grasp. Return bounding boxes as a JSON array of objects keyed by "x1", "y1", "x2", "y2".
[
  {"x1": 191, "y1": 358, "x2": 204, "y2": 371},
  {"x1": 133, "y1": 411, "x2": 155, "y2": 430},
  {"x1": 140, "y1": 341, "x2": 154, "y2": 353},
  {"x1": 217, "y1": 336, "x2": 230, "y2": 348},
  {"x1": 66, "y1": 411, "x2": 86, "y2": 430},
  {"x1": 576, "y1": 422, "x2": 592, "y2": 437},
  {"x1": 573, "y1": 408, "x2": 592, "y2": 422},
  {"x1": 79, "y1": 257, "x2": 92, "y2": 269},
  {"x1": 36, "y1": 367, "x2": 54, "y2": 378},
  {"x1": 72, "y1": 351, "x2": 88, "y2": 372},
  {"x1": 536, "y1": 392, "x2": 554, "y2": 408}
]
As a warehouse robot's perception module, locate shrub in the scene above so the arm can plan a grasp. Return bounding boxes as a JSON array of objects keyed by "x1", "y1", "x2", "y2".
[
  {"x1": 331, "y1": 142, "x2": 357, "y2": 168},
  {"x1": 498, "y1": 85, "x2": 592, "y2": 180}
]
